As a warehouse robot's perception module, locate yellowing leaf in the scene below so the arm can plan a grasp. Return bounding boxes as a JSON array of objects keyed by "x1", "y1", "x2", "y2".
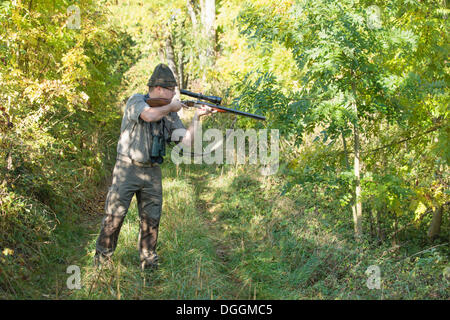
[
  {"x1": 2, "y1": 248, "x2": 14, "y2": 256},
  {"x1": 414, "y1": 201, "x2": 427, "y2": 221},
  {"x1": 288, "y1": 159, "x2": 299, "y2": 169}
]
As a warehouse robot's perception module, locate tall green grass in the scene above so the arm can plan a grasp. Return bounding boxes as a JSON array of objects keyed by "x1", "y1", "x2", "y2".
[
  {"x1": 70, "y1": 163, "x2": 239, "y2": 299},
  {"x1": 2, "y1": 158, "x2": 448, "y2": 299},
  {"x1": 66, "y1": 160, "x2": 448, "y2": 300}
]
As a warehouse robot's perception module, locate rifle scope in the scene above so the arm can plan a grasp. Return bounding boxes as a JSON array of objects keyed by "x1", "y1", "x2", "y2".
[{"x1": 180, "y1": 89, "x2": 222, "y2": 105}]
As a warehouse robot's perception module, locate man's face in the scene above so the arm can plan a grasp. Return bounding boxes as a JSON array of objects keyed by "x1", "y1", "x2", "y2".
[{"x1": 151, "y1": 86, "x2": 176, "y2": 100}]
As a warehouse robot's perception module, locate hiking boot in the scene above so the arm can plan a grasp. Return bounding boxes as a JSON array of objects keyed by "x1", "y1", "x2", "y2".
[
  {"x1": 93, "y1": 254, "x2": 112, "y2": 269},
  {"x1": 140, "y1": 252, "x2": 159, "y2": 271}
]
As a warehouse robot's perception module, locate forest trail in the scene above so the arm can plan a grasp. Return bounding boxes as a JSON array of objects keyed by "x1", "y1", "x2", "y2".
[
  {"x1": 31, "y1": 159, "x2": 448, "y2": 300},
  {"x1": 12, "y1": 157, "x2": 450, "y2": 300},
  {"x1": 1, "y1": 0, "x2": 448, "y2": 301},
  {"x1": 187, "y1": 168, "x2": 249, "y2": 299},
  {"x1": 50, "y1": 163, "x2": 263, "y2": 299}
]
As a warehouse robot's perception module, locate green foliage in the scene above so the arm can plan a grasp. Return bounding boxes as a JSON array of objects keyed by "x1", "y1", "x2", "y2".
[
  {"x1": 231, "y1": 0, "x2": 449, "y2": 241},
  {"x1": 0, "y1": 0, "x2": 447, "y2": 300},
  {"x1": 0, "y1": 0, "x2": 136, "y2": 297}
]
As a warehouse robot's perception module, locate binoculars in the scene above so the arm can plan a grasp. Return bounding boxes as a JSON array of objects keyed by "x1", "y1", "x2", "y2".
[{"x1": 150, "y1": 134, "x2": 165, "y2": 164}]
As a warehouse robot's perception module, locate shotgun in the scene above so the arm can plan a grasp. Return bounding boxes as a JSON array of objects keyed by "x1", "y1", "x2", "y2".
[{"x1": 145, "y1": 89, "x2": 266, "y2": 121}]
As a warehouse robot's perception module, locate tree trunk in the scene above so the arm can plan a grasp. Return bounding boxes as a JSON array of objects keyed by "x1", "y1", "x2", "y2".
[
  {"x1": 200, "y1": 0, "x2": 216, "y2": 55},
  {"x1": 165, "y1": 36, "x2": 179, "y2": 85},
  {"x1": 392, "y1": 212, "x2": 399, "y2": 246},
  {"x1": 186, "y1": 0, "x2": 198, "y2": 31},
  {"x1": 344, "y1": 130, "x2": 361, "y2": 238},
  {"x1": 427, "y1": 206, "x2": 444, "y2": 239},
  {"x1": 178, "y1": 52, "x2": 185, "y2": 89},
  {"x1": 353, "y1": 119, "x2": 363, "y2": 239},
  {"x1": 372, "y1": 207, "x2": 383, "y2": 241},
  {"x1": 368, "y1": 207, "x2": 375, "y2": 239},
  {"x1": 199, "y1": 0, "x2": 216, "y2": 81},
  {"x1": 351, "y1": 80, "x2": 363, "y2": 240},
  {"x1": 342, "y1": 130, "x2": 350, "y2": 169},
  {"x1": 165, "y1": 36, "x2": 184, "y2": 117}
]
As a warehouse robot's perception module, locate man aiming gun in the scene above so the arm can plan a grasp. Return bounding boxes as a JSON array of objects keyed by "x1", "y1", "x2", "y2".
[{"x1": 94, "y1": 63, "x2": 213, "y2": 270}]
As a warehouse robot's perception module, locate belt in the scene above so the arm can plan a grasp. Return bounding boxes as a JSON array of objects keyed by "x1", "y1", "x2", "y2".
[{"x1": 116, "y1": 154, "x2": 158, "y2": 167}]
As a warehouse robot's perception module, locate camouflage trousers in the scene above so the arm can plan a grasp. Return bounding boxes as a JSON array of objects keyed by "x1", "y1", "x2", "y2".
[{"x1": 95, "y1": 156, "x2": 163, "y2": 264}]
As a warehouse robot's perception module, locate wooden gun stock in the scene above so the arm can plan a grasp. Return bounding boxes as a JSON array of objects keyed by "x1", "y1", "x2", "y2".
[{"x1": 145, "y1": 98, "x2": 172, "y2": 107}]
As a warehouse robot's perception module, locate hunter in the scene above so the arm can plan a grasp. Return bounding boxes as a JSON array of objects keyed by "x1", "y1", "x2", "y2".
[{"x1": 94, "y1": 63, "x2": 213, "y2": 270}]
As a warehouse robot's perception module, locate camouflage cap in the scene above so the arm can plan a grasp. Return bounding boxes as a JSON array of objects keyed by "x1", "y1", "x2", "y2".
[{"x1": 147, "y1": 63, "x2": 177, "y2": 88}]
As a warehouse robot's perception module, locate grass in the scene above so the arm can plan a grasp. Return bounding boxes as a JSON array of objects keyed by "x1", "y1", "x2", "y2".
[
  {"x1": 73, "y1": 161, "x2": 450, "y2": 299},
  {"x1": 67, "y1": 163, "x2": 240, "y2": 299},
  {"x1": 1, "y1": 159, "x2": 448, "y2": 299}
]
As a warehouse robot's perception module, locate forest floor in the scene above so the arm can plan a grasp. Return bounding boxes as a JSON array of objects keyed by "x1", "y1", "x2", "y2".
[
  {"x1": 1, "y1": 0, "x2": 448, "y2": 302},
  {"x1": 13, "y1": 160, "x2": 446, "y2": 300}
]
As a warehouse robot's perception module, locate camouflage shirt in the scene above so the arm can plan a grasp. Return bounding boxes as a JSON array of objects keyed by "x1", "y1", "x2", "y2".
[{"x1": 116, "y1": 93, "x2": 186, "y2": 163}]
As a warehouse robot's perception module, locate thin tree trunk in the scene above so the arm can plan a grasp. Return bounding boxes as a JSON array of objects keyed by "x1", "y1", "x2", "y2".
[
  {"x1": 427, "y1": 206, "x2": 444, "y2": 238},
  {"x1": 343, "y1": 130, "x2": 360, "y2": 237},
  {"x1": 165, "y1": 35, "x2": 184, "y2": 116},
  {"x1": 351, "y1": 81, "x2": 363, "y2": 240},
  {"x1": 353, "y1": 119, "x2": 363, "y2": 239},
  {"x1": 199, "y1": 0, "x2": 216, "y2": 81},
  {"x1": 372, "y1": 207, "x2": 383, "y2": 241},
  {"x1": 186, "y1": 0, "x2": 200, "y2": 83},
  {"x1": 342, "y1": 130, "x2": 350, "y2": 169},
  {"x1": 178, "y1": 52, "x2": 185, "y2": 89},
  {"x1": 165, "y1": 36, "x2": 179, "y2": 85},
  {"x1": 186, "y1": 0, "x2": 198, "y2": 31},
  {"x1": 368, "y1": 207, "x2": 374, "y2": 238},
  {"x1": 200, "y1": 0, "x2": 216, "y2": 55},
  {"x1": 392, "y1": 212, "x2": 399, "y2": 246}
]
